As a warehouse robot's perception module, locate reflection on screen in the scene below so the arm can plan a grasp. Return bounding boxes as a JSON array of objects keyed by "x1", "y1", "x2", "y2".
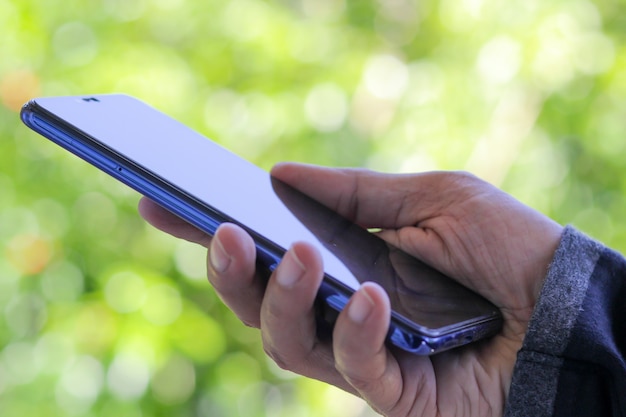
[{"x1": 270, "y1": 177, "x2": 499, "y2": 330}]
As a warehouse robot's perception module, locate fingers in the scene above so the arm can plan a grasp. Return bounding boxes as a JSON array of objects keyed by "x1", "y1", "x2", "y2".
[
  {"x1": 139, "y1": 177, "x2": 430, "y2": 412},
  {"x1": 207, "y1": 223, "x2": 265, "y2": 328},
  {"x1": 260, "y1": 244, "x2": 323, "y2": 367},
  {"x1": 332, "y1": 283, "x2": 402, "y2": 410},
  {"x1": 271, "y1": 162, "x2": 456, "y2": 229},
  {"x1": 260, "y1": 242, "x2": 355, "y2": 390},
  {"x1": 333, "y1": 283, "x2": 435, "y2": 416},
  {"x1": 141, "y1": 194, "x2": 414, "y2": 407}
]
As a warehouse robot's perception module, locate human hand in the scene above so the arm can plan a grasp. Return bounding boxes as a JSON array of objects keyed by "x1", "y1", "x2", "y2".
[{"x1": 139, "y1": 162, "x2": 563, "y2": 416}]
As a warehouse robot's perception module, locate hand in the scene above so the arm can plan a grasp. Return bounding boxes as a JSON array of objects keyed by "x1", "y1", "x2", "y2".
[{"x1": 139, "y1": 162, "x2": 563, "y2": 416}]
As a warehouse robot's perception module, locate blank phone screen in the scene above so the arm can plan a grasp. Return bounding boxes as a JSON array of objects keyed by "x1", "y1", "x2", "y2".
[{"x1": 29, "y1": 95, "x2": 500, "y2": 334}]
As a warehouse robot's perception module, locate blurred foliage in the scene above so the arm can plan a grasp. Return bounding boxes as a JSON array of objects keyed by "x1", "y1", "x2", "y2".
[{"x1": 1, "y1": 0, "x2": 625, "y2": 416}]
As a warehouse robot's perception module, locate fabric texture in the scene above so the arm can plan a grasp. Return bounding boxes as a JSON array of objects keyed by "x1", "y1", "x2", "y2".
[{"x1": 505, "y1": 226, "x2": 626, "y2": 417}]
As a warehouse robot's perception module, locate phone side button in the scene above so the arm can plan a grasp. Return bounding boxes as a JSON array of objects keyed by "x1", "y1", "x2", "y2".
[
  {"x1": 319, "y1": 293, "x2": 349, "y2": 325},
  {"x1": 31, "y1": 117, "x2": 75, "y2": 147},
  {"x1": 388, "y1": 328, "x2": 434, "y2": 355},
  {"x1": 314, "y1": 292, "x2": 348, "y2": 340},
  {"x1": 326, "y1": 294, "x2": 349, "y2": 311}
]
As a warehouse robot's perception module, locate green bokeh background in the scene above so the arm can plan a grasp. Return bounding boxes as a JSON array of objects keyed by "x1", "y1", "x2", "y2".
[{"x1": 1, "y1": 0, "x2": 625, "y2": 416}]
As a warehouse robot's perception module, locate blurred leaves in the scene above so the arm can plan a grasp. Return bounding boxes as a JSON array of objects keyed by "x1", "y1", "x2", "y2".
[{"x1": 1, "y1": 0, "x2": 626, "y2": 416}]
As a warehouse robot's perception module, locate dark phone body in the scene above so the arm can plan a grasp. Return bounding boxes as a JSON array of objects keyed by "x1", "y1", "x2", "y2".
[{"x1": 21, "y1": 94, "x2": 502, "y2": 355}]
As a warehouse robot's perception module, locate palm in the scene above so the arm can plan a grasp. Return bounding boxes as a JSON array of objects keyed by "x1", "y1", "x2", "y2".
[{"x1": 432, "y1": 334, "x2": 518, "y2": 416}]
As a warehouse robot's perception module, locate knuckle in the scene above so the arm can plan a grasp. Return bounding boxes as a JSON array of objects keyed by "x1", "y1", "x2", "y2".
[
  {"x1": 447, "y1": 170, "x2": 481, "y2": 187},
  {"x1": 335, "y1": 361, "x2": 376, "y2": 391},
  {"x1": 240, "y1": 318, "x2": 260, "y2": 329},
  {"x1": 439, "y1": 170, "x2": 493, "y2": 200},
  {"x1": 263, "y1": 345, "x2": 292, "y2": 371},
  {"x1": 343, "y1": 373, "x2": 375, "y2": 392},
  {"x1": 262, "y1": 337, "x2": 320, "y2": 374},
  {"x1": 450, "y1": 169, "x2": 477, "y2": 179}
]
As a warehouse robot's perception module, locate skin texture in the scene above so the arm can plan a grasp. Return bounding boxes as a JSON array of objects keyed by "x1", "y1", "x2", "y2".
[{"x1": 139, "y1": 162, "x2": 564, "y2": 417}]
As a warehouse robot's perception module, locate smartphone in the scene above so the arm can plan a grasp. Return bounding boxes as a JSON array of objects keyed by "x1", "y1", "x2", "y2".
[{"x1": 21, "y1": 94, "x2": 502, "y2": 355}]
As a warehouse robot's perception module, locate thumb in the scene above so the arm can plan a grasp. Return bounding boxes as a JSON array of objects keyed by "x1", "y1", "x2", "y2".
[{"x1": 271, "y1": 162, "x2": 449, "y2": 229}]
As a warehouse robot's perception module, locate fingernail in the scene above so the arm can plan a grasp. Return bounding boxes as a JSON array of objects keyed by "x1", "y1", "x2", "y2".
[
  {"x1": 210, "y1": 235, "x2": 231, "y2": 273},
  {"x1": 348, "y1": 285, "x2": 375, "y2": 324},
  {"x1": 276, "y1": 247, "x2": 305, "y2": 288}
]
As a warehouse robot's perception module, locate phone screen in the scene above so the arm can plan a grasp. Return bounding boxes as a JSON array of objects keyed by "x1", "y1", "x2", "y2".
[{"x1": 21, "y1": 94, "x2": 502, "y2": 354}]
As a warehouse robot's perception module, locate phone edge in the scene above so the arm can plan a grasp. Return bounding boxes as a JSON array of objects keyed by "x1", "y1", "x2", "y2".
[{"x1": 20, "y1": 97, "x2": 503, "y2": 355}]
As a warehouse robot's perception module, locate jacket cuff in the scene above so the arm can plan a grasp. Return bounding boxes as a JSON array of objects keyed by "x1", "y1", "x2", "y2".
[{"x1": 504, "y1": 225, "x2": 604, "y2": 417}]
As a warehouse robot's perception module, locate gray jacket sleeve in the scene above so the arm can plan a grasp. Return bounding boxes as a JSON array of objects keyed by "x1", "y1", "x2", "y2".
[{"x1": 505, "y1": 226, "x2": 626, "y2": 417}]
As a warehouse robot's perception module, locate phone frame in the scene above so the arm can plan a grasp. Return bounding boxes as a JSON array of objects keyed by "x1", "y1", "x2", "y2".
[{"x1": 21, "y1": 95, "x2": 503, "y2": 355}]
